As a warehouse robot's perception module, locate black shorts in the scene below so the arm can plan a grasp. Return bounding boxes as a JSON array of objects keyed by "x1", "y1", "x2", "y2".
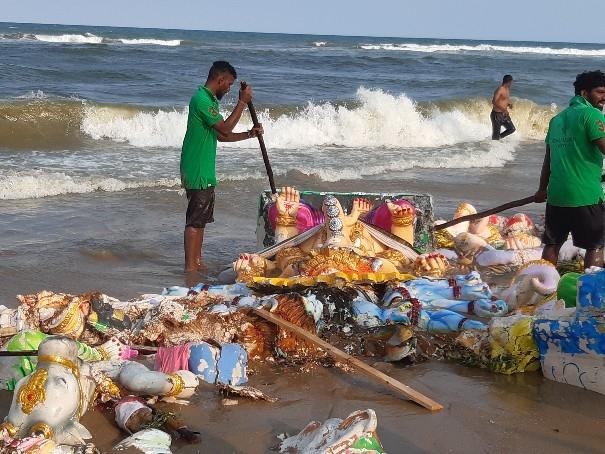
[
  {"x1": 542, "y1": 203, "x2": 605, "y2": 249},
  {"x1": 490, "y1": 110, "x2": 516, "y2": 140},
  {"x1": 185, "y1": 187, "x2": 215, "y2": 228}
]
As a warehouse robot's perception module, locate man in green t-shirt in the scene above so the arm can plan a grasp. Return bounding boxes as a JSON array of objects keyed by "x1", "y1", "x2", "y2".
[
  {"x1": 535, "y1": 71, "x2": 605, "y2": 268},
  {"x1": 180, "y1": 61, "x2": 263, "y2": 272}
]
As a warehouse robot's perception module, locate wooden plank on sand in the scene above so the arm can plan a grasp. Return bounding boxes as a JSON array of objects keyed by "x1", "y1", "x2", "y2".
[{"x1": 252, "y1": 308, "x2": 443, "y2": 412}]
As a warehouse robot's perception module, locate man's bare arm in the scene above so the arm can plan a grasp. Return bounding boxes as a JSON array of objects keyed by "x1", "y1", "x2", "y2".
[
  {"x1": 213, "y1": 84, "x2": 253, "y2": 136},
  {"x1": 217, "y1": 124, "x2": 263, "y2": 142},
  {"x1": 217, "y1": 130, "x2": 250, "y2": 142},
  {"x1": 538, "y1": 146, "x2": 550, "y2": 191},
  {"x1": 534, "y1": 145, "x2": 550, "y2": 202},
  {"x1": 491, "y1": 88, "x2": 500, "y2": 106},
  {"x1": 213, "y1": 101, "x2": 247, "y2": 136}
]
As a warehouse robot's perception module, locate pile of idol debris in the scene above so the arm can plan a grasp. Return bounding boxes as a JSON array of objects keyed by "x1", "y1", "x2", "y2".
[
  {"x1": 0, "y1": 191, "x2": 601, "y2": 453},
  {"x1": 0, "y1": 260, "x2": 603, "y2": 453}
]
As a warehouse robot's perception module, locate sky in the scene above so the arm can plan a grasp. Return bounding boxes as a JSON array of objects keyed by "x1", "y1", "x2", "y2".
[{"x1": 3, "y1": 0, "x2": 604, "y2": 44}]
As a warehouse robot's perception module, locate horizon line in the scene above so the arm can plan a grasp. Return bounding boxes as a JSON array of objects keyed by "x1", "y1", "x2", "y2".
[{"x1": 2, "y1": 20, "x2": 604, "y2": 47}]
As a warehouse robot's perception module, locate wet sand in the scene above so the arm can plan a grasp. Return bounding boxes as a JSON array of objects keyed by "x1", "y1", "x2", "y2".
[{"x1": 2, "y1": 360, "x2": 599, "y2": 453}]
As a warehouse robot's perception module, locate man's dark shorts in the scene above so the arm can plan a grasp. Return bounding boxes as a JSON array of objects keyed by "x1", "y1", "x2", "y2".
[
  {"x1": 542, "y1": 202, "x2": 605, "y2": 249},
  {"x1": 185, "y1": 187, "x2": 215, "y2": 228},
  {"x1": 490, "y1": 110, "x2": 516, "y2": 140}
]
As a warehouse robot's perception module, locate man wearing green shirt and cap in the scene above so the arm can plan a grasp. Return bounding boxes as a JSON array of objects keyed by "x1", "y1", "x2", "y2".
[
  {"x1": 535, "y1": 70, "x2": 605, "y2": 268},
  {"x1": 180, "y1": 61, "x2": 263, "y2": 272}
]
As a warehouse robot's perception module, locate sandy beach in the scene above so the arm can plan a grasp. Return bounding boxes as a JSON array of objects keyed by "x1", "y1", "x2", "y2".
[
  {"x1": 2, "y1": 361, "x2": 597, "y2": 453},
  {"x1": 2, "y1": 22, "x2": 605, "y2": 453}
]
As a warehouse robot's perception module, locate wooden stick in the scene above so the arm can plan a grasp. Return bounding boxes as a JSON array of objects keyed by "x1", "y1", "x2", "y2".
[
  {"x1": 434, "y1": 195, "x2": 537, "y2": 231},
  {"x1": 0, "y1": 345, "x2": 159, "y2": 357},
  {"x1": 129, "y1": 344, "x2": 159, "y2": 354},
  {"x1": 241, "y1": 81, "x2": 277, "y2": 194},
  {"x1": 0, "y1": 350, "x2": 38, "y2": 357},
  {"x1": 252, "y1": 308, "x2": 443, "y2": 412}
]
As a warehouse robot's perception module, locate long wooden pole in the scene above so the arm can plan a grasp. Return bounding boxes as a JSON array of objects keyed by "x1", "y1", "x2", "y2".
[
  {"x1": 252, "y1": 308, "x2": 443, "y2": 412},
  {"x1": 241, "y1": 82, "x2": 277, "y2": 194},
  {"x1": 434, "y1": 195, "x2": 537, "y2": 231}
]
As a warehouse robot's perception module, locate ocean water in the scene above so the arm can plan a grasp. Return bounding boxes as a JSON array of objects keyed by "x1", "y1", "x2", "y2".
[{"x1": 1, "y1": 22, "x2": 603, "y2": 300}]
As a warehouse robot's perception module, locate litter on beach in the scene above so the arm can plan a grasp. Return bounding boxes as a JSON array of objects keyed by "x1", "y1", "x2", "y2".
[{"x1": 0, "y1": 188, "x2": 600, "y2": 453}]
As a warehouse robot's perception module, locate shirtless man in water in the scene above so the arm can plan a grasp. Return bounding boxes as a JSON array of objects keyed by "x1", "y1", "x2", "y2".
[{"x1": 490, "y1": 74, "x2": 516, "y2": 140}]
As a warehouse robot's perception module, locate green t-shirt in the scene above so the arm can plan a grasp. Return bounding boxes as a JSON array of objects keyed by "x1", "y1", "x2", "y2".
[
  {"x1": 545, "y1": 95, "x2": 605, "y2": 207},
  {"x1": 180, "y1": 86, "x2": 223, "y2": 189}
]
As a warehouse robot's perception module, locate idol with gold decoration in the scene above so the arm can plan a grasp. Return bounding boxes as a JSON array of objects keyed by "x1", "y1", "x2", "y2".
[
  {"x1": 453, "y1": 231, "x2": 544, "y2": 272},
  {"x1": 435, "y1": 202, "x2": 505, "y2": 249},
  {"x1": 233, "y1": 187, "x2": 448, "y2": 286},
  {"x1": 434, "y1": 203, "x2": 543, "y2": 254},
  {"x1": 1, "y1": 336, "x2": 198, "y2": 448},
  {"x1": 0, "y1": 331, "x2": 137, "y2": 391},
  {"x1": 0, "y1": 291, "x2": 117, "y2": 343}
]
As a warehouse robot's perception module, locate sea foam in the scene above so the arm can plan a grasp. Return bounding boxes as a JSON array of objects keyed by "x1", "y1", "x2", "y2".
[
  {"x1": 290, "y1": 140, "x2": 517, "y2": 182},
  {"x1": 359, "y1": 42, "x2": 605, "y2": 57},
  {"x1": 79, "y1": 88, "x2": 553, "y2": 148},
  {"x1": 21, "y1": 33, "x2": 182, "y2": 46},
  {"x1": 81, "y1": 106, "x2": 186, "y2": 148},
  {"x1": 34, "y1": 33, "x2": 104, "y2": 44},
  {"x1": 0, "y1": 171, "x2": 180, "y2": 200},
  {"x1": 117, "y1": 38, "x2": 181, "y2": 46}
]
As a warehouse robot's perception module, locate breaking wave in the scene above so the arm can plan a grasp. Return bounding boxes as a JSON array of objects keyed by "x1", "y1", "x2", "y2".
[
  {"x1": 219, "y1": 88, "x2": 554, "y2": 149},
  {"x1": 0, "y1": 88, "x2": 556, "y2": 150},
  {"x1": 359, "y1": 42, "x2": 605, "y2": 57},
  {"x1": 81, "y1": 105, "x2": 185, "y2": 148},
  {"x1": 0, "y1": 32, "x2": 181, "y2": 46},
  {"x1": 0, "y1": 171, "x2": 181, "y2": 200}
]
